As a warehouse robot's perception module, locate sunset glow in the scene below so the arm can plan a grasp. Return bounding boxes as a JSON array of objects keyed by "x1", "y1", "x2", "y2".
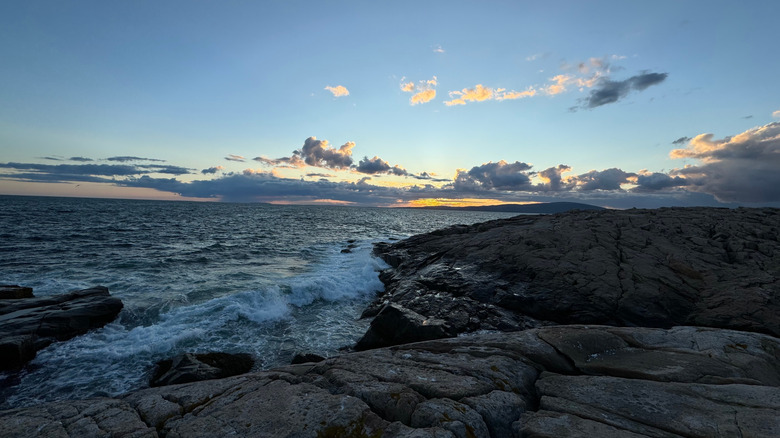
[{"x1": 1, "y1": 1, "x2": 778, "y2": 208}]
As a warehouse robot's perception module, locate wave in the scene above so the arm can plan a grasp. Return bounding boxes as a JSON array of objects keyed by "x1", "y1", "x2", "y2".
[{"x1": 0, "y1": 243, "x2": 387, "y2": 408}]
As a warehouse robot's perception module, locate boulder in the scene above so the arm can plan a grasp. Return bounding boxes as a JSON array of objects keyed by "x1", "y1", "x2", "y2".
[
  {"x1": 1, "y1": 325, "x2": 778, "y2": 437},
  {"x1": 290, "y1": 352, "x2": 326, "y2": 364},
  {"x1": 150, "y1": 352, "x2": 254, "y2": 387},
  {"x1": 371, "y1": 207, "x2": 780, "y2": 338},
  {"x1": 0, "y1": 286, "x2": 123, "y2": 370},
  {"x1": 354, "y1": 303, "x2": 456, "y2": 350}
]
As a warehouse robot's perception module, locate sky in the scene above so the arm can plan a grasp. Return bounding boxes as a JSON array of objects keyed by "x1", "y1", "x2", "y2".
[{"x1": 1, "y1": 0, "x2": 779, "y2": 208}]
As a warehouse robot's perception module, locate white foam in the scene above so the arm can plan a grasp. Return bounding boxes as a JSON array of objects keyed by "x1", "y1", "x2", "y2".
[{"x1": 2, "y1": 243, "x2": 387, "y2": 408}]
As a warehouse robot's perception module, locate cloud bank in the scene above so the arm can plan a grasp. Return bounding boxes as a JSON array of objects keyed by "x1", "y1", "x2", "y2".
[
  {"x1": 669, "y1": 122, "x2": 780, "y2": 202},
  {"x1": 3, "y1": 122, "x2": 778, "y2": 207}
]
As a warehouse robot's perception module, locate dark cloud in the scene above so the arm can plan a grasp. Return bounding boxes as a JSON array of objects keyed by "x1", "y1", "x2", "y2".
[
  {"x1": 306, "y1": 173, "x2": 334, "y2": 178},
  {"x1": 118, "y1": 172, "x2": 412, "y2": 204},
  {"x1": 142, "y1": 164, "x2": 192, "y2": 175},
  {"x1": 632, "y1": 172, "x2": 688, "y2": 192},
  {"x1": 201, "y1": 166, "x2": 225, "y2": 175},
  {"x1": 0, "y1": 162, "x2": 191, "y2": 181},
  {"x1": 297, "y1": 137, "x2": 354, "y2": 169},
  {"x1": 453, "y1": 160, "x2": 534, "y2": 191},
  {"x1": 107, "y1": 156, "x2": 165, "y2": 162},
  {"x1": 742, "y1": 115, "x2": 754, "y2": 119},
  {"x1": 537, "y1": 164, "x2": 574, "y2": 191},
  {"x1": 584, "y1": 72, "x2": 668, "y2": 108},
  {"x1": 412, "y1": 172, "x2": 451, "y2": 182},
  {"x1": 573, "y1": 168, "x2": 636, "y2": 191},
  {"x1": 355, "y1": 156, "x2": 408, "y2": 176},
  {"x1": 669, "y1": 122, "x2": 780, "y2": 202},
  {"x1": 69, "y1": 156, "x2": 94, "y2": 162},
  {"x1": 672, "y1": 136, "x2": 691, "y2": 145},
  {"x1": 40, "y1": 156, "x2": 62, "y2": 161},
  {"x1": 0, "y1": 172, "x2": 115, "y2": 184},
  {"x1": 253, "y1": 155, "x2": 304, "y2": 167}
]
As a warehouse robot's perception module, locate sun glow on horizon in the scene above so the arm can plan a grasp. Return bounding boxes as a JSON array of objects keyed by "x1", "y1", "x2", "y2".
[{"x1": 403, "y1": 198, "x2": 541, "y2": 208}]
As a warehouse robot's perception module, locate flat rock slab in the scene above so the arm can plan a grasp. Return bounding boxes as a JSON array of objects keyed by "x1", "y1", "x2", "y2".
[
  {"x1": 371, "y1": 207, "x2": 780, "y2": 345},
  {"x1": 2, "y1": 325, "x2": 779, "y2": 437},
  {"x1": 0, "y1": 286, "x2": 123, "y2": 370}
]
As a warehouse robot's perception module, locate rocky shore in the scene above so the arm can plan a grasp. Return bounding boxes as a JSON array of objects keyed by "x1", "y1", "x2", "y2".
[
  {"x1": 363, "y1": 207, "x2": 780, "y2": 346},
  {"x1": 0, "y1": 286, "x2": 123, "y2": 370},
  {"x1": 0, "y1": 207, "x2": 778, "y2": 437}
]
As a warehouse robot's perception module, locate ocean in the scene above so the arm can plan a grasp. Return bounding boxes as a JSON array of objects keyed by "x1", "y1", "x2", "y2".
[{"x1": 0, "y1": 195, "x2": 516, "y2": 409}]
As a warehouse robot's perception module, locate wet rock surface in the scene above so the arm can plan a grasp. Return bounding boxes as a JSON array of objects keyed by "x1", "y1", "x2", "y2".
[
  {"x1": 0, "y1": 286, "x2": 123, "y2": 370},
  {"x1": 1, "y1": 325, "x2": 778, "y2": 437},
  {"x1": 370, "y1": 207, "x2": 780, "y2": 344}
]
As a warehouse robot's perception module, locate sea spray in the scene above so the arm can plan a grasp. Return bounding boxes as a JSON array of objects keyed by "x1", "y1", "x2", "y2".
[
  {"x1": 0, "y1": 196, "x2": 517, "y2": 408},
  {"x1": 1, "y1": 243, "x2": 386, "y2": 407}
]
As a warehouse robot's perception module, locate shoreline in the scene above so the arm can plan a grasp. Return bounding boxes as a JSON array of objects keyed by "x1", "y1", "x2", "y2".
[{"x1": 1, "y1": 206, "x2": 779, "y2": 436}]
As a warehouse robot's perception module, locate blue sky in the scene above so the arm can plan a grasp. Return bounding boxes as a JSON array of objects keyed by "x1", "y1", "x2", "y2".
[{"x1": 1, "y1": 0, "x2": 779, "y2": 207}]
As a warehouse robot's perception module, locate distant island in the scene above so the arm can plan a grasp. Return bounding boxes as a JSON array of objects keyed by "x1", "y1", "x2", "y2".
[{"x1": 410, "y1": 201, "x2": 605, "y2": 214}]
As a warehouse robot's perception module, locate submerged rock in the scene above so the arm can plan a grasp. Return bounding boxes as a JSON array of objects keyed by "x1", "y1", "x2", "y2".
[
  {"x1": 150, "y1": 352, "x2": 254, "y2": 387},
  {"x1": 370, "y1": 207, "x2": 780, "y2": 344},
  {"x1": 1, "y1": 325, "x2": 778, "y2": 437},
  {"x1": 0, "y1": 286, "x2": 123, "y2": 370}
]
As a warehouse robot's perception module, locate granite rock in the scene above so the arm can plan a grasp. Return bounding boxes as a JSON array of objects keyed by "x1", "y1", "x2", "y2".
[
  {"x1": 370, "y1": 207, "x2": 780, "y2": 346},
  {"x1": 2, "y1": 325, "x2": 778, "y2": 437},
  {"x1": 0, "y1": 286, "x2": 123, "y2": 370}
]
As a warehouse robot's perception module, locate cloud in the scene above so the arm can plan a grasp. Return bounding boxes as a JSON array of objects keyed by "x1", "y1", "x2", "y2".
[
  {"x1": 117, "y1": 172, "x2": 415, "y2": 204},
  {"x1": 444, "y1": 84, "x2": 536, "y2": 106},
  {"x1": 201, "y1": 166, "x2": 225, "y2": 174},
  {"x1": 444, "y1": 57, "x2": 612, "y2": 106},
  {"x1": 669, "y1": 122, "x2": 780, "y2": 202},
  {"x1": 573, "y1": 168, "x2": 636, "y2": 191},
  {"x1": 324, "y1": 85, "x2": 349, "y2": 97},
  {"x1": 453, "y1": 160, "x2": 534, "y2": 191},
  {"x1": 0, "y1": 162, "x2": 191, "y2": 183},
  {"x1": 107, "y1": 156, "x2": 165, "y2": 162},
  {"x1": 583, "y1": 72, "x2": 668, "y2": 108},
  {"x1": 298, "y1": 136, "x2": 354, "y2": 169},
  {"x1": 355, "y1": 156, "x2": 408, "y2": 176},
  {"x1": 537, "y1": 164, "x2": 575, "y2": 191},
  {"x1": 69, "y1": 156, "x2": 93, "y2": 162},
  {"x1": 253, "y1": 155, "x2": 305, "y2": 168},
  {"x1": 40, "y1": 156, "x2": 62, "y2": 161},
  {"x1": 412, "y1": 172, "x2": 450, "y2": 182},
  {"x1": 632, "y1": 171, "x2": 688, "y2": 192},
  {"x1": 225, "y1": 154, "x2": 246, "y2": 162},
  {"x1": 141, "y1": 164, "x2": 192, "y2": 175},
  {"x1": 401, "y1": 76, "x2": 437, "y2": 105},
  {"x1": 672, "y1": 136, "x2": 692, "y2": 145},
  {"x1": 432, "y1": 45, "x2": 445, "y2": 53},
  {"x1": 773, "y1": 110, "x2": 780, "y2": 119}
]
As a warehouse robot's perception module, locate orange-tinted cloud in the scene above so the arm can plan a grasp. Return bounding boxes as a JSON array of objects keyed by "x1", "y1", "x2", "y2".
[
  {"x1": 324, "y1": 85, "x2": 349, "y2": 97},
  {"x1": 401, "y1": 76, "x2": 437, "y2": 105},
  {"x1": 444, "y1": 84, "x2": 536, "y2": 106}
]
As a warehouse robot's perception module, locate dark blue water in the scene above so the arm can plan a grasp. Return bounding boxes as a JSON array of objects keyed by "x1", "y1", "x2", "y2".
[{"x1": 0, "y1": 195, "x2": 516, "y2": 408}]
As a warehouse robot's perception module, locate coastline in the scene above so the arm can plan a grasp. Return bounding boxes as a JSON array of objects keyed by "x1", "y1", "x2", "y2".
[{"x1": 1, "y1": 206, "x2": 779, "y2": 437}]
